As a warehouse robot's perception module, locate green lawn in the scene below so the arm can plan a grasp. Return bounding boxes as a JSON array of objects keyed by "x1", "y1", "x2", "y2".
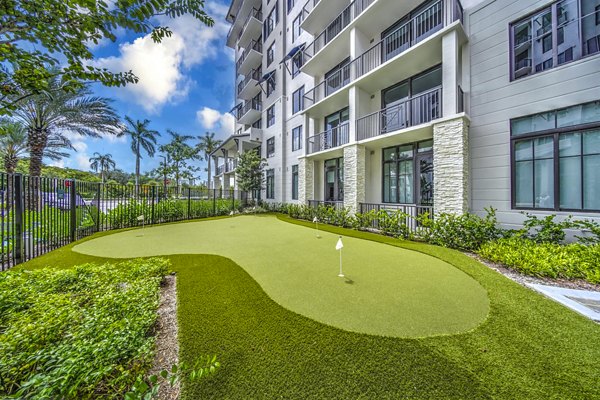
[{"x1": 19, "y1": 214, "x2": 600, "y2": 399}]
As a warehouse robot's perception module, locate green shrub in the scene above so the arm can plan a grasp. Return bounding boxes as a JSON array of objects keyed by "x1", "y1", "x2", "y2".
[
  {"x1": 0, "y1": 258, "x2": 170, "y2": 399},
  {"x1": 417, "y1": 207, "x2": 503, "y2": 251},
  {"x1": 518, "y1": 214, "x2": 575, "y2": 244},
  {"x1": 478, "y1": 237, "x2": 600, "y2": 284}
]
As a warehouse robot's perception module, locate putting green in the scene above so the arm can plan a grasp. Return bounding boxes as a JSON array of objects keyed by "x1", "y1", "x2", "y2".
[{"x1": 73, "y1": 215, "x2": 489, "y2": 337}]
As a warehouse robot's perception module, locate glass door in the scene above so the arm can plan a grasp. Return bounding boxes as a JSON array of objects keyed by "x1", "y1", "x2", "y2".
[
  {"x1": 324, "y1": 108, "x2": 349, "y2": 148},
  {"x1": 416, "y1": 152, "x2": 434, "y2": 206},
  {"x1": 382, "y1": 82, "x2": 409, "y2": 133},
  {"x1": 324, "y1": 158, "x2": 344, "y2": 202}
]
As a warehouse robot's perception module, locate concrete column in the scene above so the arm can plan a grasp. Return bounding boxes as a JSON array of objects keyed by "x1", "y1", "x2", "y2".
[
  {"x1": 298, "y1": 157, "x2": 314, "y2": 204},
  {"x1": 433, "y1": 116, "x2": 469, "y2": 215},
  {"x1": 442, "y1": 30, "x2": 459, "y2": 117},
  {"x1": 343, "y1": 144, "x2": 366, "y2": 214},
  {"x1": 211, "y1": 156, "x2": 219, "y2": 190}
]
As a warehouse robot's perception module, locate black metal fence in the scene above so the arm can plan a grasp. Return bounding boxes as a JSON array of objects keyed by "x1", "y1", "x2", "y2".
[
  {"x1": 359, "y1": 202, "x2": 433, "y2": 234},
  {"x1": 0, "y1": 173, "x2": 249, "y2": 271}
]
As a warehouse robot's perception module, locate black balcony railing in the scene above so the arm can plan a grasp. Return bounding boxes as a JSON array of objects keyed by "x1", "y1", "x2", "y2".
[
  {"x1": 308, "y1": 200, "x2": 344, "y2": 210},
  {"x1": 301, "y1": 0, "x2": 321, "y2": 20},
  {"x1": 236, "y1": 39, "x2": 263, "y2": 72},
  {"x1": 306, "y1": 122, "x2": 350, "y2": 154},
  {"x1": 237, "y1": 68, "x2": 262, "y2": 95},
  {"x1": 228, "y1": 7, "x2": 263, "y2": 44},
  {"x1": 238, "y1": 98, "x2": 263, "y2": 120},
  {"x1": 303, "y1": 0, "x2": 463, "y2": 110},
  {"x1": 303, "y1": 0, "x2": 375, "y2": 60},
  {"x1": 356, "y1": 87, "x2": 442, "y2": 141}
]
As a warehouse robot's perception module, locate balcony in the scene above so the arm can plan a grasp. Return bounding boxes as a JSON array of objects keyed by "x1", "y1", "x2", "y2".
[
  {"x1": 301, "y1": 0, "x2": 348, "y2": 36},
  {"x1": 226, "y1": 159, "x2": 238, "y2": 174},
  {"x1": 306, "y1": 122, "x2": 350, "y2": 155},
  {"x1": 301, "y1": 0, "x2": 463, "y2": 78},
  {"x1": 303, "y1": 0, "x2": 465, "y2": 118},
  {"x1": 236, "y1": 39, "x2": 262, "y2": 76},
  {"x1": 226, "y1": 0, "x2": 261, "y2": 47},
  {"x1": 356, "y1": 87, "x2": 442, "y2": 142},
  {"x1": 237, "y1": 99, "x2": 262, "y2": 125},
  {"x1": 237, "y1": 68, "x2": 262, "y2": 101},
  {"x1": 216, "y1": 164, "x2": 225, "y2": 176},
  {"x1": 238, "y1": 8, "x2": 263, "y2": 47}
]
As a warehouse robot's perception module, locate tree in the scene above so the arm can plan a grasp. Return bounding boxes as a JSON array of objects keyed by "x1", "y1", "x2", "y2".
[
  {"x1": 197, "y1": 132, "x2": 222, "y2": 189},
  {"x1": 160, "y1": 130, "x2": 199, "y2": 191},
  {"x1": 236, "y1": 150, "x2": 266, "y2": 198},
  {"x1": 89, "y1": 152, "x2": 116, "y2": 183},
  {"x1": 0, "y1": 121, "x2": 69, "y2": 173},
  {"x1": 123, "y1": 117, "x2": 160, "y2": 188},
  {"x1": 0, "y1": 0, "x2": 213, "y2": 113},
  {"x1": 10, "y1": 74, "x2": 122, "y2": 178}
]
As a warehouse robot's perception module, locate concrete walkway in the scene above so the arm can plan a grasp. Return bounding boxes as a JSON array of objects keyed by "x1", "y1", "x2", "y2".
[{"x1": 527, "y1": 284, "x2": 600, "y2": 322}]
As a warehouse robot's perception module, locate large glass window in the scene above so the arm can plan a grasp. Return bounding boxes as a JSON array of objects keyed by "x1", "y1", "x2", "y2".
[
  {"x1": 511, "y1": 101, "x2": 600, "y2": 211},
  {"x1": 266, "y1": 137, "x2": 275, "y2": 158},
  {"x1": 324, "y1": 158, "x2": 344, "y2": 202},
  {"x1": 292, "y1": 126, "x2": 302, "y2": 151},
  {"x1": 511, "y1": 0, "x2": 600, "y2": 80},
  {"x1": 267, "y1": 105, "x2": 275, "y2": 127},
  {"x1": 292, "y1": 86, "x2": 304, "y2": 114},
  {"x1": 264, "y1": 2, "x2": 279, "y2": 39},
  {"x1": 382, "y1": 140, "x2": 433, "y2": 205},
  {"x1": 267, "y1": 43, "x2": 275, "y2": 66},
  {"x1": 292, "y1": 165, "x2": 299, "y2": 200},
  {"x1": 291, "y1": 52, "x2": 304, "y2": 78},
  {"x1": 266, "y1": 169, "x2": 275, "y2": 199},
  {"x1": 293, "y1": 13, "x2": 304, "y2": 41}
]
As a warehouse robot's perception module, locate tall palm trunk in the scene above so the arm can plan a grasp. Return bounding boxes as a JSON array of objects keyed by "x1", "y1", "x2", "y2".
[
  {"x1": 135, "y1": 141, "x2": 141, "y2": 197},
  {"x1": 27, "y1": 128, "x2": 48, "y2": 209},
  {"x1": 206, "y1": 154, "x2": 212, "y2": 190}
]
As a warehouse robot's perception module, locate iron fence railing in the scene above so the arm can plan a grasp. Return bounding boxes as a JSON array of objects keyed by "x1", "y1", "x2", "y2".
[
  {"x1": 308, "y1": 200, "x2": 345, "y2": 210},
  {"x1": 0, "y1": 172, "x2": 249, "y2": 271},
  {"x1": 359, "y1": 202, "x2": 433, "y2": 234},
  {"x1": 356, "y1": 87, "x2": 442, "y2": 141},
  {"x1": 306, "y1": 122, "x2": 350, "y2": 154},
  {"x1": 238, "y1": 68, "x2": 262, "y2": 96}
]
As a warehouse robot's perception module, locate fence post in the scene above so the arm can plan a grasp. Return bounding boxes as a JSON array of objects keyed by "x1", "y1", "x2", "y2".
[
  {"x1": 231, "y1": 189, "x2": 235, "y2": 211},
  {"x1": 13, "y1": 174, "x2": 23, "y2": 265},
  {"x1": 212, "y1": 189, "x2": 217, "y2": 216},
  {"x1": 70, "y1": 180, "x2": 77, "y2": 243},
  {"x1": 96, "y1": 183, "x2": 101, "y2": 232},
  {"x1": 151, "y1": 186, "x2": 156, "y2": 225},
  {"x1": 187, "y1": 187, "x2": 191, "y2": 219}
]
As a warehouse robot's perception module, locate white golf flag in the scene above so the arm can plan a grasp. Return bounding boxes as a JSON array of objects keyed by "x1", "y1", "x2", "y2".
[
  {"x1": 313, "y1": 217, "x2": 318, "y2": 223},
  {"x1": 336, "y1": 237, "x2": 344, "y2": 251},
  {"x1": 137, "y1": 215, "x2": 145, "y2": 221}
]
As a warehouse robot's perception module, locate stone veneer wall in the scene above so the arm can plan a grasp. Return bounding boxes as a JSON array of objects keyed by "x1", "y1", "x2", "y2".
[
  {"x1": 298, "y1": 157, "x2": 314, "y2": 205},
  {"x1": 433, "y1": 116, "x2": 469, "y2": 215},
  {"x1": 343, "y1": 144, "x2": 366, "y2": 213}
]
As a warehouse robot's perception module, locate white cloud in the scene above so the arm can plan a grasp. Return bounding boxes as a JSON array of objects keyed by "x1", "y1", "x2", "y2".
[
  {"x1": 76, "y1": 154, "x2": 92, "y2": 170},
  {"x1": 92, "y1": 1, "x2": 231, "y2": 113},
  {"x1": 196, "y1": 107, "x2": 235, "y2": 138},
  {"x1": 48, "y1": 159, "x2": 66, "y2": 168}
]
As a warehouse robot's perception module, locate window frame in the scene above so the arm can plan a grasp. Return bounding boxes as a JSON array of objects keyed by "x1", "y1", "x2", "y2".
[
  {"x1": 291, "y1": 51, "x2": 303, "y2": 78},
  {"x1": 265, "y1": 71, "x2": 276, "y2": 97},
  {"x1": 266, "y1": 136, "x2": 275, "y2": 158},
  {"x1": 292, "y1": 86, "x2": 305, "y2": 114},
  {"x1": 266, "y1": 169, "x2": 275, "y2": 199},
  {"x1": 264, "y1": 2, "x2": 279, "y2": 40},
  {"x1": 293, "y1": 12, "x2": 303, "y2": 41},
  {"x1": 292, "y1": 125, "x2": 302, "y2": 151},
  {"x1": 292, "y1": 165, "x2": 299, "y2": 200},
  {"x1": 510, "y1": 103, "x2": 600, "y2": 212},
  {"x1": 267, "y1": 42, "x2": 275, "y2": 66},
  {"x1": 267, "y1": 105, "x2": 276, "y2": 127}
]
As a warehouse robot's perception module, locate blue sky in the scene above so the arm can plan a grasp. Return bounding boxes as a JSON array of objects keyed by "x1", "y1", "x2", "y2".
[{"x1": 53, "y1": 0, "x2": 236, "y2": 183}]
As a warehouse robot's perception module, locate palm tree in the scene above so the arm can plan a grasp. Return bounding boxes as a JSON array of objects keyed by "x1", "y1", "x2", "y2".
[
  {"x1": 11, "y1": 74, "x2": 123, "y2": 178},
  {"x1": 160, "y1": 131, "x2": 198, "y2": 191},
  {"x1": 197, "y1": 132, "x2": 222, "y2": 190},
  {"x1": 0, "y1": 121, "x2": 69, "y2": 174},
  {"x1": 123, "y1": 116, "x2": 160, "y2": 187},
  {"x1": 89, "y1": 152, "x2": 116, "y2": 183}
]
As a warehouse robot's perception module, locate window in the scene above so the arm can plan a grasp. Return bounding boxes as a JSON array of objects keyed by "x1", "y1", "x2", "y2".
[
  {"x1": 265, "y1": 71, "x2": 276, "y2": 97},
  {"x1": 382, "y1": 140, "x2": 434, "y2": 205},
  {"x1": 292, "y1": 165, "x2": 299, "y2": 200},
  {"x1": 292, "y1": 86, "x2": 304, "y2": 114},
  {"x1": 324, "y1": 158, "x2": 344, "y2": 202},
  {"x1": 252, "y1": 118, "x2": 262, "y2": 129},
  {"x1": 511, "y1": 0, "x2": 600, "y2": 79},
  {"x1": 267, "y1": 43, "x2": 275, "y2": 66},
  {"x1": 292, "y1": 126, "x2": 302, "y2": 151},
  {"x1": 511, "y1": 100, "x2": 600, "y2": 211},
  {"x1": 266, "y1": 169, "x2": 275, "y2": 199},
  {"x1": 293, "y1": 13, "x2": 304, "y2": 41},
  {"x1": 597, "y1": 5, "x2": 600, "y2": 25},
  {"x1": 267, "y1": 105, "x2": 276, "y2": 127},
  {"x1": 291, "y1": 51, "x2": 303, "y2": 78},
  {"x1": 287, "y1": 0, "x2": 294, "y2": 14},
  {"x1": 264, "y1": 2, "x2": 278, "y2": 39},
  {"x1": 267, "y1": 137, "x2": 275, "y2": 158}
]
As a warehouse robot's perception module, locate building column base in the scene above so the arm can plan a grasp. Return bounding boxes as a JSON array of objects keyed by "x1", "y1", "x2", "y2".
[
  {"x1": 298, "y1": 157, "x2": 314, "y2": 205},
  {"x1": 433, "y1": 116, "x2": 470, "y2": 215}
]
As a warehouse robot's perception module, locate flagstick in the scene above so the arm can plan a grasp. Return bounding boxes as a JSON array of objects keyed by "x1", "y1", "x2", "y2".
[{"x1": 338, "y1": 247, "x2": 344, "y2": 278}]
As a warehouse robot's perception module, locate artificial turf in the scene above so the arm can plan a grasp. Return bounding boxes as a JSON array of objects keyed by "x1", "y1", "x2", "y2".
[
  {"x1": 72, "y1": 214, "x2": 489, "y2": 337},
  {"x1": 17, "y1": 214, "x2": 600, "y2": 399}
]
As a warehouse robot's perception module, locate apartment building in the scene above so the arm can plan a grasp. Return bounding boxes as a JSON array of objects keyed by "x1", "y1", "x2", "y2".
[{"x1": 214, "y1": 0, "x2": 600, "y2": 227}]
